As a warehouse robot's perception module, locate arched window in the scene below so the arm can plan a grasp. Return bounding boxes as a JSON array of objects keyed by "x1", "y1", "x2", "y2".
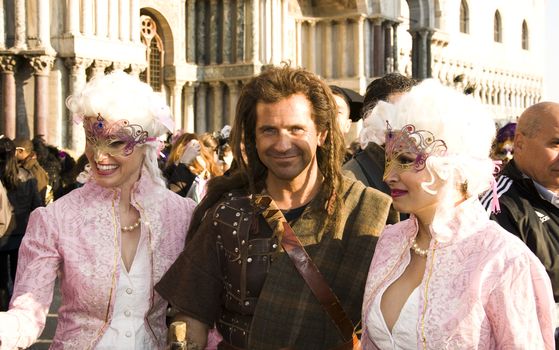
[
  {"x1": 522, "y1": 20, "x2": 529, "y2": 50},
  {"x1": 494, "y1": 11, "x2": 502, "y2": 43},
  {"x1": 139, "y1": 15, "x2": 164, "y2": 92},
  {"x1": 459, "y1": 0, "x2": 469, "y2": 33}
]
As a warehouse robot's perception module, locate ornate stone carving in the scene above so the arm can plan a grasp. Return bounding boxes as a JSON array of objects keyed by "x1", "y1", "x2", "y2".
[
  {"x1": 0, "y1": 55, "x2": 17, "y2": 72},
  {"x1": 64, "y1": 57, "x2": 93, "y2": 75},
  {"x1": 28, "y1": 55, "x2": 55, "y2": 75}
]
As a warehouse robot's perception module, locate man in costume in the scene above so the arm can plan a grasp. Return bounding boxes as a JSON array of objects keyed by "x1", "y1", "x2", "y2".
[{"x1": 156, "y1": 66, "x2": 391, "y2": 350}]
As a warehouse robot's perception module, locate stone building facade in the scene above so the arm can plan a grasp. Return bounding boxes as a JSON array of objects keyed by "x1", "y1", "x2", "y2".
[{"x1": 0, "y1": 0, "x2": 544, "y2": 152}]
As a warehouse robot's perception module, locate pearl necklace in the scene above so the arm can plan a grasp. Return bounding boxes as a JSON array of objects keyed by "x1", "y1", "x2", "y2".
[
  {"x1": 411, "y1": 238, "x2": 429, "y2": 257},
  {"x1": 121, "y1": 217, "x2": 141, "y2": 232}
]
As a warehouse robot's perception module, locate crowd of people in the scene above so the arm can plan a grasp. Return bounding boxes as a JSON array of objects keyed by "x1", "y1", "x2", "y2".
[{"x1": 0, "y1": 65, "x2": 556, "y2": 349}]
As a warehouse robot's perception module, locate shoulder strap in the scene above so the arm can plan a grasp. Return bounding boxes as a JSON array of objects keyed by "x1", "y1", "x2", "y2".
[{"x1": 254, "y1": 195, "x2": 359, "y2": 349}]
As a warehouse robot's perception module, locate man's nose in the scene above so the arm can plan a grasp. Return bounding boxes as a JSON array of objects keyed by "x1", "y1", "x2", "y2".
[{"x1": 274, "y1": 131, "x2": 293, "y2": 152}]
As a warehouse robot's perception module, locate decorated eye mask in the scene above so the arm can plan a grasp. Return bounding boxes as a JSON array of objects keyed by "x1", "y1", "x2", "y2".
[
  {"x1": 383, "y1": 123, "x2": 447, "y2": 180},
  {"x1": 83, "y1": 114, "x2": 152, "y2": 157}
]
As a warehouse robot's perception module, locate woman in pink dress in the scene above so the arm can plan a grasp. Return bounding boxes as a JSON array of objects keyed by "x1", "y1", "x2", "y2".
[
  {"x1": 361, "y1": 79, "x2": 555, "y2": 349},
  {"x1": 0, "y1": 72, "x2": 217, "y2": 349}
]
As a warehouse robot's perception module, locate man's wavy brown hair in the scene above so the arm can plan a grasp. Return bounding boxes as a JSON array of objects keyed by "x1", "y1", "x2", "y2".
[{"x1": 187, "y1": 65, "x2": 345, "y2": 240}]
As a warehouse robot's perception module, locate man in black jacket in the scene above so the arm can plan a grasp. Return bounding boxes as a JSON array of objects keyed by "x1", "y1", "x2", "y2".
[{"x1": 482, "y1": 101, "x2": 559, "y2": 337}]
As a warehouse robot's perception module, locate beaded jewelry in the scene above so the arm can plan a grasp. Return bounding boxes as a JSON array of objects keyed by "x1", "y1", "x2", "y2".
[
  {"x1": 121, "y1": 217, "x2": 141, "y2": 232},
  {"x1": 411, "y1": 238, "x2": 429, "y2": 257}
]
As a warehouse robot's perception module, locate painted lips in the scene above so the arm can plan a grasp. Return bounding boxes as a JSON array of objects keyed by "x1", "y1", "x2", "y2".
[
  {"x1": 96, "y1": 163, "x2": 119, "y2": 175},
  {"x1": 390, "y1": 189, "x2": 408, "y2": 198}
]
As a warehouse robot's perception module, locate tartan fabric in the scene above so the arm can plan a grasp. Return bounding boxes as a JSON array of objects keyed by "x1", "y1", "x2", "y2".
[{"x1": 156, "y1": 177, "x2": 391, "y2": 349}]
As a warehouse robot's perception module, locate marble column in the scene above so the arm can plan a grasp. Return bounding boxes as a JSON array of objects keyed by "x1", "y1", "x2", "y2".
[
  {"x1": 223, "y1": 0, "x2": 232, "y2": 64},
  {"x1": 235, "y1": 0, "x2": 245, "y2": 63},
  {"x1": 0, "y1": 2, "x2": 5, "y2": 49},
  {"x1": 309, "y1": 21, "x2": 316, "y2": 73},
  {"x1": 355, "y1": 17, "x2": 365, "y2": 78},
  {"x1": 392, "y1": 22, "x2": 399, "y2": 72},
  {"x1": 372, "y1": 18, "x2": 384, "y2": 77},
  {"x1": 210, "y1": 81, "x2": 223, "y2": 131},
  {"x1": 92, "y1": 60, "x2": 111, "y2": 77},
  {"x1": 0, "y1": 56, "x2": 17, "y2": 139},
  {"x1": 66, "y1": 0, "x2": 80, "y2": 35},
  {"x1": 170, "y1": 80, "x2": 185, "y2": 131},
  {"x1": 65, "y1": 57, "x2": 93, "y2": 151},
  {"x1": 227, "y1": 81, "x2": 239, "y2": 126},
  {"x1": 37, "y1": 0, "x2": 53, "y2": 50},
  {"x1": 323, "y1": 21, "x2": 332, "y2": 78},
  {"x1": 130, "y1": 0, "x2": 140, "y2": 42},
  {"x1": 183, "y1": 82, "x2": 196, "y2": 132},
  {"x1": 249, "y1": 0, "x2": 260, "y2": 63},
  {"x1": 209, "y1": 0, "x2": 218, "y2": 65},
  {"x1": 96, "y1": 0, "x2": 108, "y2": 38},
  {"x1": 383, "y1": 21, "x2": 393, "y2": 73},
  {"x1": 14, "y1": 0, "x2": 27, "y2": 49},
  {"x1": 295, "y1": 20, "x2": 302, "y2": 66},
  {"x1": 186, "y1": 0, "x2": 196, "y2": 63},
  {"x1": 109, "y1": 0, "x2": 119, "y2": 40},
  {"x1": 195, "y1": 83, "x2": 208, "y2": 133},
  {"x1": 29, "y1": 55, "x2": 55, "y2": 139},
  {"x1": 82, "y1": 0, "x2": 94, "y2": 36},
  {"x1": 337, "y1": 20, "x2": 347, "y2": 78},
  {"x1": 119, "y1": 0, "x2": 130, "y2": 41},
  {"x1": 196, "y1": 0, "x2": 207, "y2": 64}
]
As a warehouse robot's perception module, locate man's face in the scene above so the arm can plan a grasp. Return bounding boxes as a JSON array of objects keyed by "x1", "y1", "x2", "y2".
[
  {"x1": 255, "y1": 93, "x2": 327, "y2": 184},
  {"x1": 515, "y1": 113, "x2": 559, "y2": 192},
  {"x1": 333, "y1": 94, "x2": 351, "y2": 134}
]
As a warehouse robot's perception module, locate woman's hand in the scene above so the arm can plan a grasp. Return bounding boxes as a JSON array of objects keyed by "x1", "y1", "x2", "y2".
[{"x1": 179, "y1": 140, "x2": 201, "y2": 166}]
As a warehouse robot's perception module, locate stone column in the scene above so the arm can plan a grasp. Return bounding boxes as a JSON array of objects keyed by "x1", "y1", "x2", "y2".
[
  {"x1": 0, "y1": 56, "x2": 17, "y2": 139},
  {"x1": 323, "y1": 21, "x2": 332, "y2": 78},
  {"x1": 337, "y1": 20, "x2": 347, "y2": 78},
  {"x1": 183, "y1": 82, "x2": 196, "y2": 132},
  {"x1": 210, "y1": 81, "x2": 223, "y2": 131},
  {"x1": 295, "y1": 20, "x2": 302, "y2": 66},
  {"x1": 227, "y1": 81, "x2": 239, "y2": 126},
  {"x1": 130, "y1": 0, "x2": 140, "y2": 42},
  {"x1": 96, "y1": 0, "x2": 108, "y2": 38},
  {"x1": 372, "y1": 18, "x2": 384, "y2": 77},
  {"x1": 37, "y1": 0, "x2": 53, "y2": 50},
  {"x1": 65, "y1": 57, "x2": 93, "y2": 151},
  {"x1": 309, "y1": 21, "x2": 316, "y2": 73},
  {"x1": 235, "y1": 0, "x2": 245, "y2": 63},
  {"x1": 248, "y1": 0, "x2": 260, "y2": 63},
  {"x1": 223, "y1": 0, "x2": 232, "y2": 64},
  {"x1": 29, "y1": 55, "x2": 55, "y2": 139},
  {"x1": 0, "y1": 2, "x2": 5, "y2": 49},
  {"x1": 392, "y1": 22, "x2": 399, "y2": 72},
  {"x1": 109, "y1": 0, "x2": 119, "y2": 40},
  {"x1": 383, "y1": 21, "x2": 393, "y2": 73},
  {"x1": 119, "y1": 0, "x2": 130, "y2": 41},
  {"x1": 169, "y1": 80, "x2": 185, "y2": 131},
  {"x1": 209, "y1": 0, "x2": 218, "y2": 65},
  {"x1": 195, "y1": 83, "x2": 208, "y2": 133},
  {"x1": 355, "y1": 17, "x2": 365, "y2": 78},
  {"x1": 196, "y1": 0, "x2": 206, "y2": 64},
  {"x1": 14, "y1": 0, "x2": 27, "y2": 49},
  {"x1": 410, "y1": 28, "x2": 433, "y2": 79},
  {"x1": 186, "y1": 0, "x2": 196, "y2": 63},
  {"x1": 82, "y1": 0, "x2": 94, "y2": 36},
  {"x1": 66, "y1": 0, "x2": 80, "y2": 35}
]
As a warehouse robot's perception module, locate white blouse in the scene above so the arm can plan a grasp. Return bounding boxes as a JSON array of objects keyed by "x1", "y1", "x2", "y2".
[
  {"x1": 96, "y1": 230, "x2": 154, "y2": 349},
  {"x1": 365, "y1": 283, "x2": 419, "y2": 350}
]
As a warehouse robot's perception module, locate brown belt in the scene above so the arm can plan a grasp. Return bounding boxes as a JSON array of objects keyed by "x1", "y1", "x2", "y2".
[{"x1": 255, "y1": 195, "x2": 360, "y2": 350}]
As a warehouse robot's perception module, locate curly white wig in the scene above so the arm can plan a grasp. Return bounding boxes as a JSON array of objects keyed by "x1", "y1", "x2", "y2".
[
  {"x1": 66, "y1": 71, "x2": 173, "y2": 187},
  {"x1": 368, "y1": 79, "x2": 497, "y2": 240}
]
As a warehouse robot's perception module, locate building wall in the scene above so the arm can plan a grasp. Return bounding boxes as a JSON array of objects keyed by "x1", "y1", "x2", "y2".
[{"x1": 0, "y1": 0, "x2": 545, "y2": 153}]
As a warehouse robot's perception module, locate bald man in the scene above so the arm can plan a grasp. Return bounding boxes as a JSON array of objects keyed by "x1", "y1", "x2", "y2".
[{"x1": 482, "y1": 101, "x2": 559, "y2": 336}]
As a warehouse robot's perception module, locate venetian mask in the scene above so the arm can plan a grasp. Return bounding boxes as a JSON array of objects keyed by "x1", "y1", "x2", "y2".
[{"x1": 383, "y1": 123, "x2": 447, "y2": 180}]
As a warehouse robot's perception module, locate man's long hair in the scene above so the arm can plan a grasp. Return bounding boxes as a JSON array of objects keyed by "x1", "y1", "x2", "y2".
[{"x1": 186, "y1": 65, "x2": 346, "y2": 240}]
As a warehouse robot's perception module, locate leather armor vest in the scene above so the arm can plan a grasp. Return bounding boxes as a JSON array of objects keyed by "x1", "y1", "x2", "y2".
[{"x1": 211, "y1": 191, "x2": 279, "y2": 348}]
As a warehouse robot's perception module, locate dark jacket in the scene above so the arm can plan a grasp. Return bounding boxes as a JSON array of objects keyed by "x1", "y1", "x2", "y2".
[
  {"x1": 0, "y1": 169, "x2": 42, "y2": 251},
  {"x1": 163, "y1": 163, "x2": 197, "y2": 197},
  {"x1": 482, "y1": 159, "x2": 559, "y2": 301}
]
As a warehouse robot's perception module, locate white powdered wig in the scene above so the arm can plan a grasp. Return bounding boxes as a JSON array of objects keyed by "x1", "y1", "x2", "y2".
[
  {"x1": 66, "y1": 71, "x2": 174, "y2": 187},
  {"x1": 371, "y1": 79, "x2": 497, "y2": 241}
]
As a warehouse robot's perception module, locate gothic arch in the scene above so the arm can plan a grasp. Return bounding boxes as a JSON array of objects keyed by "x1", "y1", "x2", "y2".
[{"x1": 139, "y1": 8, "x2": 175, "y2": 66}]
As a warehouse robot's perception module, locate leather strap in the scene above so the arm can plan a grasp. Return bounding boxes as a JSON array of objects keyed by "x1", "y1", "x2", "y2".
[{"x1": 254, "y1": 195, "x2": 360, "y2": 349}]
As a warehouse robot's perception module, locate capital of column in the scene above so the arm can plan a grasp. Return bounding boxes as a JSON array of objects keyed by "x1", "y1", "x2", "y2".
[
  {"x1": 28, "y1": 55, "x2": 55, "y2": 75},
  {"x1": 209, "y1": 81, "x2": 223, "y2": 89},
  {"x1": 92, "y1": 59, "x2": 112, "y2": 76},
  {"x1": 0, "y1": 55, "x2": 17, "y2": 72},
  {"x1": 111, "y1": 61, "x2": 129, "y2": 72},
  {"x1": 129, "y1": 63, "x2": 147, "y2": 77},
  {"x1": 226, "y1": 80, "x2": 240, "y2": 92},
  {"x1": 64, "y1": 57, "x2": 93, "y2": 75}
]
